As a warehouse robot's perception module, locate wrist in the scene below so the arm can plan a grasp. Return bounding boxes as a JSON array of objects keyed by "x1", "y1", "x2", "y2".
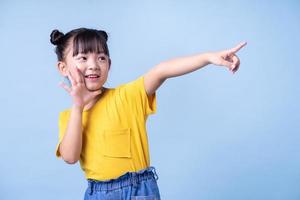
[
  {"x1": 72, "y1": 104, "x2": 84, "y2": 112},
  {"x1": 203, "y1": 52, "x2": 213, "y2": 65}
]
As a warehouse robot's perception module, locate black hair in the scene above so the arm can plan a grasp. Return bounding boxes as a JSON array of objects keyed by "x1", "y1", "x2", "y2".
[{"x1": 50, "y1": 28, "x2": 110, "y2": 61}]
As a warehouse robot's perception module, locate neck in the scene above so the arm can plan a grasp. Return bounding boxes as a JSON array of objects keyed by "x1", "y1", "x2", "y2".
[{"x1": 83, "y1": 87, "x2": 106, "y2": 111}]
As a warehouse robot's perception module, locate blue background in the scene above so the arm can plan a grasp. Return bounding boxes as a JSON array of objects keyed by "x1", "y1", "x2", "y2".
[{"x1": 0, "y1": 0, "x2": 299, "y2": 199}]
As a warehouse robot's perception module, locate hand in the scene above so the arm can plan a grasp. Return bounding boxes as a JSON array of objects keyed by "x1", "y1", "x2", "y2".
[
  {"x1": 207, "y1": 41, "x2": 247, "y2": 74},
  {"x1": 59, "y1": 66, "x2": 103, "y2": 109}
]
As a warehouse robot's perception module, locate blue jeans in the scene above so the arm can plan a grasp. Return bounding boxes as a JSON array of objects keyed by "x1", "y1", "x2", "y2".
[{"x1": 84, "y1": 166, "x2": 161, "y2": 200}]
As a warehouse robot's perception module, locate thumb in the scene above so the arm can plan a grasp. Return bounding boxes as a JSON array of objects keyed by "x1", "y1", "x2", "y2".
[{"x1": 92, "y1": 88, "x2": 103, "y2": 97}]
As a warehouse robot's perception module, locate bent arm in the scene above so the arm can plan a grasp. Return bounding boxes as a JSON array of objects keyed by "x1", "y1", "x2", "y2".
[{"x1": 58, "y1": 105, "x2": 84, "y2": 164}]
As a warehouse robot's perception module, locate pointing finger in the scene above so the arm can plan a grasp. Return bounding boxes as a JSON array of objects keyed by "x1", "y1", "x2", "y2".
[{"x1": 229, "y1": 41, "x2": 247, "y2": 54}]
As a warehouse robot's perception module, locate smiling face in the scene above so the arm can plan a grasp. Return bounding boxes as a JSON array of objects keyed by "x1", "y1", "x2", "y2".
[
  {"x1": 59, "y1": 47, "x2": 111, "y2": 91},
  {"x1": 73, "y1": 52, "x2": 110, "y2": 91},
  {"x1": 56, "y1": 30, "x2": 111, "y2": 92}
]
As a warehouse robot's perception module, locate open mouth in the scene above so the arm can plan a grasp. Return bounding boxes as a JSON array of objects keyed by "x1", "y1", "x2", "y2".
[{"x1": 85, "y1": 74, "x2": 100, "y2": 81}]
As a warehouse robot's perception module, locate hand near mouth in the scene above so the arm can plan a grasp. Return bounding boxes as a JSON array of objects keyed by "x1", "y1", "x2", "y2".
[{"x1": 59, "y1": 66, "x2": 103, "y2": 109}]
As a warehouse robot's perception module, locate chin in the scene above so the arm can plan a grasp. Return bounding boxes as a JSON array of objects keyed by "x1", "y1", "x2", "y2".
[{"x1": 86, "y1": 84, "x2": 103, "y2": 91}]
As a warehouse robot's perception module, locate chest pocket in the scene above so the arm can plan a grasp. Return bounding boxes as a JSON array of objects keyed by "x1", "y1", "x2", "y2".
[{"x1": 102, "y1": 128, "x2": 131, "y2": 158}]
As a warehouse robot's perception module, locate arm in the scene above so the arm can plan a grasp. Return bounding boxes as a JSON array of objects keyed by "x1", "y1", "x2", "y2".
[
  {"x1": 144, "y1": 42, "x2": 247, "y2": 96},
  {"x1": 58, "y1": 66, "x2": 103, "y2": 164},
  {"x1": 59, "y1": 105, "x2": 83, "y2": 164}
]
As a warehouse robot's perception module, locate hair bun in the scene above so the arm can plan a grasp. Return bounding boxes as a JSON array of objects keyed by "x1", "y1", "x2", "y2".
[
  {"x1": 97, "y1": 30, "x2": 108, "y2": 41},
  {"x1": 50, "y1": 29, "x2": 65, "y2": 45}
]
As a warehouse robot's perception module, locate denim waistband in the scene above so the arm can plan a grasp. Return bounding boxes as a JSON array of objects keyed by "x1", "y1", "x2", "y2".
[{"x1": 87, "y1": 166, "x2": 159, "y2": 195}]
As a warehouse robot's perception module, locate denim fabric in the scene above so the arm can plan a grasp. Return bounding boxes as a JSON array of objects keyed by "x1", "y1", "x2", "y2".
[{"x1": 84, "y1": 166, "x2": 161, "y2": 200}]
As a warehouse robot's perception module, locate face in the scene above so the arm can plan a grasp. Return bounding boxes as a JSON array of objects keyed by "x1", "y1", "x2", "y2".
[{"x1": 57, "y1": 44, "x2": 111, "y2": 92}]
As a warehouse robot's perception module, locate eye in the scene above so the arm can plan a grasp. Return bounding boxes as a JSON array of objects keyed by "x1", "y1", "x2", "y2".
[
  {"x1": 99, "y1": 56, "x2": 106, "y2": 61},
  {"x1": 78, "y1": 56, "x2": 87, "y2": 61}
]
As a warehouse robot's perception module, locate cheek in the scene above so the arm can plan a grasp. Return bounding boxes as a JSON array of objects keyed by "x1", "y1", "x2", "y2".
[
  {"x1": 66, "y1": 60, "x2": 78, "y2": 69},
  {"x1": 101, "y1": 65, "x2": 109, "y2": 73},
  {"x1": 73, "y1": 61, "x2": 88, "y2": 71}
]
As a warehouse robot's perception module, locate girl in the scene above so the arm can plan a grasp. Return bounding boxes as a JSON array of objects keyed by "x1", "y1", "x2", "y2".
[{"x1": 51, "y1": 27, "x2": 246, "y2": 200}]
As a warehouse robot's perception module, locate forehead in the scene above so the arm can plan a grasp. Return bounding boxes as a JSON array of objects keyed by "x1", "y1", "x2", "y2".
[
  {"x1": 72, "y1": 33, "x2": 107, "y2": 56},
  {"x1": 65, "y1": 46, "x2": 106, "y2": 57},
  {"x1": 64, "y1": 41, "x2": 106, "y2": 58}
]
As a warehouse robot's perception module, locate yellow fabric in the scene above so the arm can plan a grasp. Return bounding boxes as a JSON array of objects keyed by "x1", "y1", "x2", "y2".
[{"x1": 55, "y1": 75, "x2": 156, "y2": 181}]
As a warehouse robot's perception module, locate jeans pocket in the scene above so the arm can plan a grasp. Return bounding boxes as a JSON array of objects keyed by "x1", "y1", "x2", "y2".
[{"x1": 102, "y1": 128, "x2": 131, "y2": 158}]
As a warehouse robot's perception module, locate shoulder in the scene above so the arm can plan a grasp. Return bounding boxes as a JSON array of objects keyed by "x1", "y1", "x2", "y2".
[
  {"x1": 116, "y1": 75, "x2": 144, "y2": 90},
  {"x1": 59, "y1": 108, "x2": 71, "y2": 120}
]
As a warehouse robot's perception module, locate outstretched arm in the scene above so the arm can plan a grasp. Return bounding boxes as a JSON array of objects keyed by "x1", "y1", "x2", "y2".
[{"x1": 144, "y1": 42, "x2": 247, "y2": 96}]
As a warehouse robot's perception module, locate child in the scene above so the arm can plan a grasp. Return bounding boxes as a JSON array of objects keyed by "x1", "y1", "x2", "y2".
[{"x1": 50, "y1": 27, "x2": 246, "y2": 200}]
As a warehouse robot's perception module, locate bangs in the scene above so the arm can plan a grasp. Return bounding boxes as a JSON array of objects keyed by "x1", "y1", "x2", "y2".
[{"x1": 72, "y1": 30, "x2": 109, "y2": 57}]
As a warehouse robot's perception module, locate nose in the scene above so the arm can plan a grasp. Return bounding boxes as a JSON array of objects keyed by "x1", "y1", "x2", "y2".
[{"x1": 87, "y1": 61, "x2": 100, "y2": 71}]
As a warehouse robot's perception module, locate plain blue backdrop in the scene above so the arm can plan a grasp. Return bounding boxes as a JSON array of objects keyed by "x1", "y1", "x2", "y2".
[{"x1": 0, "y1": 0, "x2": 299, "y2": 199}]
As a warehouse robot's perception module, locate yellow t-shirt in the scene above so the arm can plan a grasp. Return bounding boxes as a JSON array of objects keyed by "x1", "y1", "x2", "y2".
[{"x1": 55, "y1": 75, "x2": 157, "y2": 181}]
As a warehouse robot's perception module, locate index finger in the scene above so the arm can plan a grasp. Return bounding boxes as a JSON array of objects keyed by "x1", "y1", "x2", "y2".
[
  {"x1": 70, "y1": 65, "x2": 84, "y2": 83},
  {"x1": 75, "y1": 66, "x2": 85, "y2": 83},
  {"x1": 229, "y1": 41, "x2": 247, "y2": 54}
]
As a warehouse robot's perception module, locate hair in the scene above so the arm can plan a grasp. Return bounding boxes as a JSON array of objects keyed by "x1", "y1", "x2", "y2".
[{"x1": 50, "y1": 28, "x2": 110, "y2": 61}]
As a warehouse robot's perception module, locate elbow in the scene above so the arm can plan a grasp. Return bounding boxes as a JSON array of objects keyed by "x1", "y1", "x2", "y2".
[
  {"x1": 60, "y1": 149, "x2": 80, "y2": 164},
  {"x1": 62, "y1": 155, "x2": 79, "y2": 164},
  {"x1": 152, "y1": 63, "x2": 169, "y2": 80},
  {"x1": 59, "y1": 144, "x2": 80, "y2": 164},
  {"x1": 64, "y1": 159, "x2": 78, "y2": 165}
]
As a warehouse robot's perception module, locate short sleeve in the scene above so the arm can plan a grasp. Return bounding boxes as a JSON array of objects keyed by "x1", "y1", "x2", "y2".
[
  {"x1": 55, "y1": 111, "x2": 70, "y2": 158},
  {"x1": 119, "y1": 75, "x2": 157, "y2": 116}
]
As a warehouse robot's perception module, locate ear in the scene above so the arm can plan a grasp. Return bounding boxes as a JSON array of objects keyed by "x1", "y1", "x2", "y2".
[
  {"x1": 108, "y1": 58, "x2": 112, "y2": 70},
  {"x1": 57, "y1": 61, "x2": 68, "y2": 76}
]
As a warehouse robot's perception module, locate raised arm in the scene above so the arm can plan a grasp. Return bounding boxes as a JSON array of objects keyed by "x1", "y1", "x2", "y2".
[{"x1": 144, "y1": 42, "x2": 247, "y2": 96}]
